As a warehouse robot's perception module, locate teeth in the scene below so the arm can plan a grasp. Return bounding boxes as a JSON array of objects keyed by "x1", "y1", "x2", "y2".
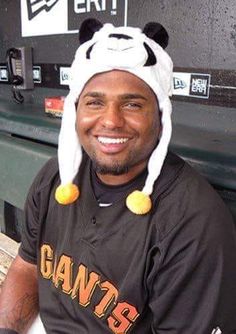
[{"x1": 98, "y1": 136, "x2": 129, "y2": 144}]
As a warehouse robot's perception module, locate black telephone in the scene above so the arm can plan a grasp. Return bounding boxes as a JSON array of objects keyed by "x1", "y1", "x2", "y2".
[
  {"x1": 6, "y1": 46, "x2": 34, "y2": 103},
  {"x1": 6, "y1": 48, "x2": 24, "y2": 86}
]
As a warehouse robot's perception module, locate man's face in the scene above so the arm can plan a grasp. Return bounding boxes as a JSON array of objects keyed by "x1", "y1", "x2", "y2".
[{"x1": 76, "y1": 70, "x2": 161, "y2": 185}]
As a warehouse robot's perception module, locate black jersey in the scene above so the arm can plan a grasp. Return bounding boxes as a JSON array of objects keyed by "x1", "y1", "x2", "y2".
[{"x1": 19, "y1": 152, "x2": 236, "y2": 334}]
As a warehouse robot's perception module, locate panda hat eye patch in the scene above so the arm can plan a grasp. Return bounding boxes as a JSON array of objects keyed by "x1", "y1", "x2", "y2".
[
  {"x1": 86, "y1": 38, "x2": 156, "y2": 67},
  {"x1": 108, "y1": 33, "x2": 132, "y2": 39}
]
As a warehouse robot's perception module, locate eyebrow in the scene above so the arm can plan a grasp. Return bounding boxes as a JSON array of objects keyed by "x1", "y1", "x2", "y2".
[
  {"x1": 83, "y1": 92, "x2": 105, "y2": 98},
  {"x1": 119, "y1": 93, "x2": 148, "y2": 101},
  {"x1": 83, "y1": 92, "x2": 148, "y2": 101}
]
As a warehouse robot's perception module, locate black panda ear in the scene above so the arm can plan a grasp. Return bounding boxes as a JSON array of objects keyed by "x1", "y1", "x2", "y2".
[
  {"x1": 143, "y1": 22, "x2": 169, "y2": 49},
  {"x1": 79, "y1": 18, "x2": 103, "y2": 45}
]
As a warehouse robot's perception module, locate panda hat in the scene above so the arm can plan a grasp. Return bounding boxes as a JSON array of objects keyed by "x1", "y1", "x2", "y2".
[{"x1": 55, "y1": 18, "x2": 173, "y2": 215}]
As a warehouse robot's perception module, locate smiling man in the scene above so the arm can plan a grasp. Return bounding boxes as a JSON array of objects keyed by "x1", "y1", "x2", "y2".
[{"x1": 0, "y1": 18, "x2": 236, "y2": 334}]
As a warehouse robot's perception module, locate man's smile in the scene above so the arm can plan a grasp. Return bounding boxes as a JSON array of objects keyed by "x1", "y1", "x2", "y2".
[
  {"x1": 96, "y1": 136, "x2": 131, "y2": 154},
  {"x1": 97, "y1": 136, "x2": 129, "y2": 144}
]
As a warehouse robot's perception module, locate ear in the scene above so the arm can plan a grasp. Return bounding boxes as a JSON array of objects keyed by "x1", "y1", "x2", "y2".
[
  {"x1": 143, "y1": 22, "x2": 169, "y2": 49},
  {"x1": 79, "y1": 18, "x2": 103, "y2": 45}
]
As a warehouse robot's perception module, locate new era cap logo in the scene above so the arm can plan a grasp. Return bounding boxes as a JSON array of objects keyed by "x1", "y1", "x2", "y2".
[
  {"x1": 27, "y1": 0, "x2": 59, "y2": 20},
  {"x1": 173, "y1": 77, "x2": 187, "y2": 90},
  {"x1": 211, "y1": 327, "x2": 222, "y2": 334}
]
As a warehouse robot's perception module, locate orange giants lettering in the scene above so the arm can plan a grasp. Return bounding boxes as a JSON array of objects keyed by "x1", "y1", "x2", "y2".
[
  {"x1": 40, "y1": 244, "x2": 139, "y2": 333},
  {"x1": 71, "y1": 264, "x2": 100, "y2": 306},
  {"x1": 108, "y1": 302, "x2": 140, "y2": 334},
  {"x1": 54, "y1": 254, "x2": 73, "y2": 294},
  {"x1": 94, "y1": 281, "x2": 119, "y2": 317},
  {"x1": 40, "y1": 244, "x2": 53, "y2": 279}
]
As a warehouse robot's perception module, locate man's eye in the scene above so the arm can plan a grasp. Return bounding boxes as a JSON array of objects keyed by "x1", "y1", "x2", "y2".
[
  {"x1": 123, "y1": 102, "x2": 142, "y2": 110},
  {"x1": 86, "y1": 100, "x2": 103, "y2": 107}
]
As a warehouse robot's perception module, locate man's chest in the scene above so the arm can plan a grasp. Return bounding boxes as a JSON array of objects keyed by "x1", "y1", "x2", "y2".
[{"x1": 37, "y1": 202, "x2": 156, "y2": 333}]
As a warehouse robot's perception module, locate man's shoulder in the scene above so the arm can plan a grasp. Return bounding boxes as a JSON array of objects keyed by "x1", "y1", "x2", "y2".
[
  {"x1": 31, "y1": 157, "x2": 59, "y2": 193},
  {"x1": 158, "y1": 151, "x2": 222, "y2": 207},
  {"x1": 153, "y1": 151, "x2": 185, "y2": 198},
  {"x1": 152, "y1": 152, "x2": 234, "y2": 243},
  {"x1": 42, "y1": 156, "x2": 58, "y2": 172}
]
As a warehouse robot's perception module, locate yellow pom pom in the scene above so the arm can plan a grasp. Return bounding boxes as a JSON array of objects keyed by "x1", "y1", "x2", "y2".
[
  {"x1": 126, "y1": 190, "x2": 152, "y2": 215},
  {"x1": 55, "y1": 183, "x2": 80, "y2": 205}
]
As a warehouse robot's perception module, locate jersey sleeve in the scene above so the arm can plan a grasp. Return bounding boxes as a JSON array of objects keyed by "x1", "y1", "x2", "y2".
[
  {"x1": 148, "y1": 174, "x2": 236, "y2": 333},
  {"x1": 18, "y1": 158, "x2": 58, "y2": 264}
]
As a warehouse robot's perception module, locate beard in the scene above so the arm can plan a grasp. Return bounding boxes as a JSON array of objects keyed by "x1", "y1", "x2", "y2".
[
  {"x1": 90, "y1": 152, "x2": 135, "y2": 176},
  {"x1": 92, "y1": 161, "x2": 130, "y2": 175}
]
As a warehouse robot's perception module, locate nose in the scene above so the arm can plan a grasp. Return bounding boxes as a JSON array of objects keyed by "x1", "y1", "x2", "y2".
[{"x1": 100, "y1": 104, "x2": 124, "y2": 129}]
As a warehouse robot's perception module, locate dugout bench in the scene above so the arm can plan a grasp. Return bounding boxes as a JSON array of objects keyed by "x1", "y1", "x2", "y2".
[{"x1": 0, "y1": 98, "x2": 235, "y2": 241}]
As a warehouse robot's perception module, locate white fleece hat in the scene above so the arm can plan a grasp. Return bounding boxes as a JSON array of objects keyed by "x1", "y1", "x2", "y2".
[{"x1": 55, "y1": 19, "x2": 173, "y2": 215}]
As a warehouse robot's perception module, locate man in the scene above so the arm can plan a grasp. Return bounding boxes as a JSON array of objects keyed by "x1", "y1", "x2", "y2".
[{"x1": 0, "y1": 18, "x2": 236, "y2": 334}]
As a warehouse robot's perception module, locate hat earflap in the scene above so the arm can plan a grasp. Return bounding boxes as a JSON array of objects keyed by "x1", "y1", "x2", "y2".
[
  {"x1": 126, "y1": 98, "x2": 172, "y2": 214},
  {"x1": 55, "y1": 94, "x2": 81, "y2": 204}
]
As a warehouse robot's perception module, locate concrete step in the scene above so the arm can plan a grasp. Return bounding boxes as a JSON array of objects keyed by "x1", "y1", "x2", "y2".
[{"x1": 0, "y1": 233, "x2": 19, "y2": 288}]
